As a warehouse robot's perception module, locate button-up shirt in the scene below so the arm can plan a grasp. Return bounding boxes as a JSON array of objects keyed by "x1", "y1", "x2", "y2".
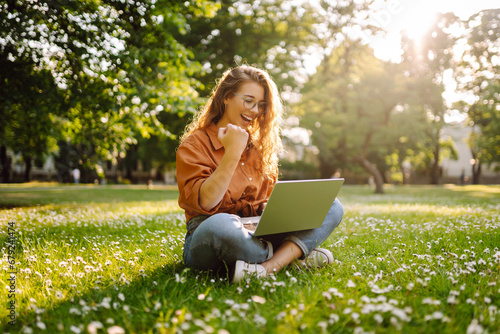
[{"x1": 176, "y1": 123, "x2": 275, "y2": 223}]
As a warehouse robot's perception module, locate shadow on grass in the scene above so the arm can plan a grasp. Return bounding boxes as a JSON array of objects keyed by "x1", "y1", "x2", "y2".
[
  {"x1": 14, "y1": 260, "x2": 232, "y2": 333},
  {"x1": 0, "y1": 186, "x2": 180, "y2": 209}
]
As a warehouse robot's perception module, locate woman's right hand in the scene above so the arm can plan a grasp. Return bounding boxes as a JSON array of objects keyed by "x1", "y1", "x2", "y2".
[
  {"x1": 218, "y1": 124, "x2": 249, "y2": 158},
  {"x1": 199, "y1": 124, "x2": 249, "y2": 211}
]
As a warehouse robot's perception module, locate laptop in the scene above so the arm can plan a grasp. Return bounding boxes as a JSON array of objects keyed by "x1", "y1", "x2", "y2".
[{"x1": 240, "y1": 178, "x2": 344, "y2": 236}]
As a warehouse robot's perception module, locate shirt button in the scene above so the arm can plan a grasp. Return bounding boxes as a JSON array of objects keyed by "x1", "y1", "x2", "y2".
[{"x1": 249, "y1": 177, "x2": 252, "y2": 181}]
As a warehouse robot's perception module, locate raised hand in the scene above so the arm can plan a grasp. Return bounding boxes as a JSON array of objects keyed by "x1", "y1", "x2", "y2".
[{"x1": 218, "y1": 123, "x2": 249, "y2": 158}]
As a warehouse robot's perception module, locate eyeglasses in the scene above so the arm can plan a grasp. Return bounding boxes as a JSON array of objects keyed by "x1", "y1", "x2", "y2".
[{"x1": 233, "y1": 93, "x2": 267, "y2": 114}]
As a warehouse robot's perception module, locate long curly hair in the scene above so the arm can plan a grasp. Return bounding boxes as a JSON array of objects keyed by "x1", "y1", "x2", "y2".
[{"x1": 181, "y1": 65, "x2": 283, "y2": 180}]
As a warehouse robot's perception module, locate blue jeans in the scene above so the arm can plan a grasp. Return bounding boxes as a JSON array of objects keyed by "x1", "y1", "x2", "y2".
[{"x1": 183, "y1": 199, "x2": 344, "y2": 270}]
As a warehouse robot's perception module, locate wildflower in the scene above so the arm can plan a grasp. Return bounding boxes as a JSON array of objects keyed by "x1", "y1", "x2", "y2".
[
  {"x1": 69, "y1": 307, "x2": 81, "y2": 315},
  {"x1": 374, "y1": 313, "x2": 383, "y2": 324},
  {"x1": 432, "y1": 311, "x2": 444, "y2": 320},
  {"x1": 87, "y1": 321, "x2": 103, "y2": 334},
  {"x1": 329, "y1": 314, "x2": 340, "y2": 324},
  {"x1": 253, "y1": 314, "x2": 267, "y2": 326},
  {"x1": 317, "y1": 321, "x2": 328, "y2": 331},
  {"x1": 70, "y1": 326, "x2": 82, "y2": 333},
  {"x1": 101, "y1": 297, "x2": 112, "y2": 309},
  {"x1": 488, "y1": 305, "x2": 497, "y2": 319},
  {"x1": 422, "y1": 298, "x2": 440, "y2": 305},
  {"x1": 346, "y1": 280, "x2": 356, "y2": 288},
  {"x1": 322, "y1": 291, "x2": 332, "y2": 300},
  {"x1": 466, "y1": 319, "x2": 483, "y2": 334},
  {"x1": 107, "y1": 326, "x2": 125, "y2": 334}
]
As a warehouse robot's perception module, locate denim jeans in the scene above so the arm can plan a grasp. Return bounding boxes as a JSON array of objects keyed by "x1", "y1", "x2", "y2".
[{"x1": 183, "y1": 198, "x2": 344, "y2": 270}]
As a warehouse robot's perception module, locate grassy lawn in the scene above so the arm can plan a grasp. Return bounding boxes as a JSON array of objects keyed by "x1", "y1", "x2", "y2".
[{"x1": 0, "y1": 183, "x2": 499, "y2": 333}]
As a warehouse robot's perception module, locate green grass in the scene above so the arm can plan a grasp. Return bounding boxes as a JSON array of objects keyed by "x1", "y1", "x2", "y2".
[{"x1": 0, "y1": 183, "x2": 499, "y2": 333}]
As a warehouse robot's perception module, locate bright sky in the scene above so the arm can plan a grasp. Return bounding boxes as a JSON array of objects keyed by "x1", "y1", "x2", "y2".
[
  {"x1": 365, "y1": 0, "x2": 499, "y2": 122},
  {"x1": 370, "y1": 0, "x2": 500, "y2": 62}
]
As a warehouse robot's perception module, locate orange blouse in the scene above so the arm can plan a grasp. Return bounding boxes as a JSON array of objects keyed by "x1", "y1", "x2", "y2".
[{"x1": 176, "y1": 123, "x2": 275, "y2": 223}]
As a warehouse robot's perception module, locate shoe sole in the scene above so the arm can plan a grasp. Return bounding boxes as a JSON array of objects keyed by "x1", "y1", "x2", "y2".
[
  {"x1": 313, "y1": 248, "x2": 334, "y2": 266},
  {"x1": 232, "y1": 260, "x2": 245, "y2": 283}
]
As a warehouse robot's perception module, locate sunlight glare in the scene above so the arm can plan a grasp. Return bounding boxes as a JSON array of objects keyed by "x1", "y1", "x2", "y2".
[{"x1": 399, "y1": 4, "x2": 438, "y2": 41}]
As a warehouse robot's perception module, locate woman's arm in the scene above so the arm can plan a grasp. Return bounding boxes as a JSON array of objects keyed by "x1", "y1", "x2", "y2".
[{"x1": 199, "y1": 124, "x2": 248, "y2": 211}]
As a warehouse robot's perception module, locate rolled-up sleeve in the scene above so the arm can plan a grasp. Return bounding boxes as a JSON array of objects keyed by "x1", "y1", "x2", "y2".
[
  {"x1": 176, "y1": 140, "x2": 224, "y2": 218},
  {"x1": 176, "y1": 124, "x2": 276, "y2": 223}
]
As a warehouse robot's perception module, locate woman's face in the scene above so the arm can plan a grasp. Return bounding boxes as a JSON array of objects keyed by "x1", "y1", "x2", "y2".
[{"x1": 218, "y1": 81, "x2": 265, "y2": 129}]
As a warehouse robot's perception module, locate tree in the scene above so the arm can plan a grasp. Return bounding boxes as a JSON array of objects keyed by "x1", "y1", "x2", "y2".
[
  {"x1": 456, "y1": 9, "x2": 500, "y2": 183},
  {"x1": 0, "y1": 0, "x2": 219, "y2": 181},
  {"x1": 0, "y1": 57, "x2": 63, "y2": 181},
  {"x1": 400, "y1": 13, "x2": 460, "y2": 184},
  {"x1": 297, "y1": 41, "x2": 410, "y2": 193},
  {"x1": 176, "y1": 0, "x2": 318, "y2": 96}
]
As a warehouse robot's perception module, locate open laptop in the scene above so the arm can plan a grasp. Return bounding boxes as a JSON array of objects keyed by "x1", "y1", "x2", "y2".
[{"x1": 240, "y1": 178, "x2": 344, "y2": 236}]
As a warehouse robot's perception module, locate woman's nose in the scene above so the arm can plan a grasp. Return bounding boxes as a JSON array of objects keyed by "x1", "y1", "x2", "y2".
[{"x1": 250, "y1": 103, "x2": 259, "y2": 113}]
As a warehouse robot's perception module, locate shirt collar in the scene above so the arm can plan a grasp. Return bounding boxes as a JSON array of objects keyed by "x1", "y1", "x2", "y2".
[{"x1": 206, "y1": 123, "x2": 223, "y2": 151}]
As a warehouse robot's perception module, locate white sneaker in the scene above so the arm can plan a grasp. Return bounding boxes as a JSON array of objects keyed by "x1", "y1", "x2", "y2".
[
  {"x1": 302, "y1": 248, "x2": 334, "y2": 268},
  {"x1": 232, "y1": 260, "x2": 267, "y2": 283}
]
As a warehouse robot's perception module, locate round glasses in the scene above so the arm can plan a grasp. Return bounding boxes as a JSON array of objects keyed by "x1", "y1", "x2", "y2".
[{"x1": 233, "y1": 93, "x2": 267, "y2": 114}]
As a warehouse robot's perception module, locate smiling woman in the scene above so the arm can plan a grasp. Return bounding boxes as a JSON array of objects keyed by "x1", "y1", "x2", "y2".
[{"x1": 176, "y1": 65, "x2": 344, "y2": 283}]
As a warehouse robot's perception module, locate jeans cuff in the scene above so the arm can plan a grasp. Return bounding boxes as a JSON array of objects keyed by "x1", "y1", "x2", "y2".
[
  {"x1": 283, "y1": 235, "x2": 309, "y2": 260},
  {"x1": 262, "y1": 239, "x2": 273, "y2": 261}
]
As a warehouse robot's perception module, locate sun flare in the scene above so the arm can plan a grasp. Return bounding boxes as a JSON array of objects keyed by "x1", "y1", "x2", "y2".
[{"x1": 399, "y1": 4, "x2": 438, "y2": 41}]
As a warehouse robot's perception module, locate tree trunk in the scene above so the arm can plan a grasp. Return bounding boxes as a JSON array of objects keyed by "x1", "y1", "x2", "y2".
[
  {"x1": 319, "y1": 157, "x2": 337, "y2": 179},
  {"x1": 24, "y1": 156, "x2": 32, "y2": 182},
  {"x1": 0, "y1": 146, "x2": 11, "y2": 183},
  {"x1": 356, "y1": 157, "x2": 384, "y2": 194},
  {"x1": 430, "y1": 143, "x2": 440, "y2": 185},
  {"x1": 399, "y1": 158, "x2": 409, "y2": 185},
  {"x1": 471, "y1": 162, "x2": 481, "y2": 184}
]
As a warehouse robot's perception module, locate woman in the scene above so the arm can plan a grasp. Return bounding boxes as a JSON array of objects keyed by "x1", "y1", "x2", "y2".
[{"x1": 176, "y1": 65, "x2": 343, "y2": 283}]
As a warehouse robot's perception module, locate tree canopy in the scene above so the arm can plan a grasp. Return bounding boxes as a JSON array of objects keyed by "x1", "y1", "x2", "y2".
[{"x1": 0, "y1": 1, "x2": 498, "y2": 186}]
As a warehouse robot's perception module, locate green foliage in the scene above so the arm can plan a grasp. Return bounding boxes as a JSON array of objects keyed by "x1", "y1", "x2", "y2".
[
  {"x1": 400, "y1": 12, "x2": 460, "y2": 184},
  {"x1": 1, "y1": 2, "x2": 498, "y2": 185},
  {"x1": 178, "y1": 0, "x2": 319, "y2": 95},
  {"x1": 296, "y1": 40, "x2": 410, "y2": 191},
  {"x1": 0, "y1": 0, "x2": 219, "y2": 179},
  {"x1": 457, "y1": 9, "x2": 500, "y2": 168}
]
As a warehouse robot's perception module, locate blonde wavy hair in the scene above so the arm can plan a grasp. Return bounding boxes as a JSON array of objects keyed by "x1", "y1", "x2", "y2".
[{"x1": 181, "y1": 65, "x2": 283, "y2": 180}]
